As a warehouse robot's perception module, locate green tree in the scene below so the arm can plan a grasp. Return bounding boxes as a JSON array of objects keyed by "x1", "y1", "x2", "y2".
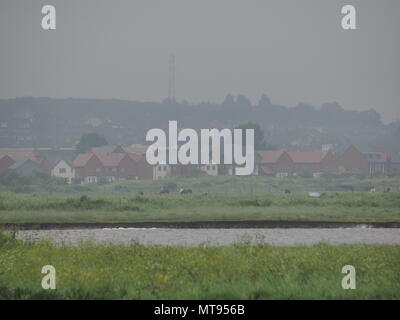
[
  {"x1": 76, "y1": 133, "x2": 108, "y2": 154},
  {"x1": 235, "y1": 122, "x2": 274, "y2": 150}
]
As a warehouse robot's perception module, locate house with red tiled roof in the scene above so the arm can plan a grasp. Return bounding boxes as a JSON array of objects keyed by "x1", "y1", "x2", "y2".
[
  {"x1": 338, "y1": 145, "x2": 369, "y2": 174},
  {"x1": 8, "y1": 159, "x2": 47, "y2": 176},
  {"x1": 95, "y1": 153, "x2": 128, "y2": 182},
  {"x1": 0, "y1": 150, "x2": 39, "y2": 162},
  {"x1": 0, "y1": 150, "x2": 51, "y2": 175},
  {"x1": 73, "y1": 153, "x2": 104, "y2": 183},
  {"x1": 128, "y1": 154, "x2": 153, "y2": 180},
  {"x1": 73, "y1": 151, "x2": 153, "y2": 183},
  {"x1": 0, "y1": 155, "x2": 15, "y2": 173},
  {"x1": 256, "y1": 150, "x2": 293, "y2": 177},
  {"x1": 287, "y1": 150, "x2": 339, "y2": 176}
]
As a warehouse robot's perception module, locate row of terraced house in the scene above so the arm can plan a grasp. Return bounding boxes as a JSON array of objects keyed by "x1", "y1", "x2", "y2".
[{"x1": 0, "y1": 144, "x2": 400, "y2": 183}]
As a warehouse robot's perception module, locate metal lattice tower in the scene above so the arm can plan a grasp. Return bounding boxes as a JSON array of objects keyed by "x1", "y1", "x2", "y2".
[{"x1": 168, "y1": 53, "x2": 175, "y2": 101}]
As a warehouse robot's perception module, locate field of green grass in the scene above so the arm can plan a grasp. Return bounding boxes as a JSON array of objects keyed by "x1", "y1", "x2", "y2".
[
  {"x1": 1, "y1": 173, "x2": 400, "y2": 196},
  {"x1": 0, "y1": 191, "x2": 400, "y2": 223},
  {"x1": 0, "y1": 233, "x2": 399, "y2": 299}
]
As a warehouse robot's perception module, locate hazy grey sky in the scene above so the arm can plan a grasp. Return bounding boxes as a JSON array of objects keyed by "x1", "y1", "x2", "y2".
[{"x1": 0, "y1": 0, "x2": 399, "y2": 122}]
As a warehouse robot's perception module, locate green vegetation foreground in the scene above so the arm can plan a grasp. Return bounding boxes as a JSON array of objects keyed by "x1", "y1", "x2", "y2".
[
  {"x1": 0, "y1": 233, "x2": 399, "y2": 299},
  {"x1": 0, "y1": 192, "x2": 400, "y2": 223}
]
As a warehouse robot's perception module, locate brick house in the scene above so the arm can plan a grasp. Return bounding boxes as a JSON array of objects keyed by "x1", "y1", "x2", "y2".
[
  {"x1": 37, "y1": 158, "x2": 52, "y2": 175},
  {"x1": 73, "y1": 153, "x2": 104, "y2": 183},
  {"x1": 125, "y1": 154, "x2": 153, "y2": 180},
  {"x1": 0, "y1": 150, "x2": 39, "y2": 162},
  {"x1": 0, "y1": 151, "x2": 50, "y2": 175},
  {"x1": 257, "y1": 150, "x2": 293, "y2": 177},
  {"x1": 73, "y1": 152, "x2": 154, "y2": 183},
  {"x1": 338, "y1": 145, "x2": 369, "y2": 174},
  {"x1": 0, "y1": 155, "x2": 15, "y2": 173},
  {"x1": 287, "y1": 150, "x2": 339, "y2": 176},
  {"x1": 8, "y1": 159, "x2": 46, "y2": 176},
  {"x1": 96, "y1": 153, "x2": 128, "y2": 182}
]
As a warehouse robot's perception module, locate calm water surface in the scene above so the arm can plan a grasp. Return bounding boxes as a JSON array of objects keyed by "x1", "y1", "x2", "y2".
[{"x1": 15, "y1": 228, "x2": 400, "y2": 246}]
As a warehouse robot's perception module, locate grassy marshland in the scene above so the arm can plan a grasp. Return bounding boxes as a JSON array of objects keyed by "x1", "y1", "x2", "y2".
[
  {"x1": 0, "y1": 192, "x2": 399, "y2": 223},
  {"x1": 0, "y1": 233, "x2": 399, "y2": 299}
]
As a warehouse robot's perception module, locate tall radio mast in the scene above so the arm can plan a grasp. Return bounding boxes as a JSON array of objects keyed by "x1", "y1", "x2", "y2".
[{"x1": 168, "y1": 53, "x2": 176, "y2": 101}]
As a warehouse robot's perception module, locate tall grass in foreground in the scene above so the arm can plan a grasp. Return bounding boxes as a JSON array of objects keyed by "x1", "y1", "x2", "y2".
[{"x1": 0, "y1": 233, "x2": 399, "y2": 299}]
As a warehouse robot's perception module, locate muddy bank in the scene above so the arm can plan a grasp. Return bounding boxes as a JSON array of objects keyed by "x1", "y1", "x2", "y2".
[{"x1": 1, "y1": 220, "x2": 400, "y2": 230}]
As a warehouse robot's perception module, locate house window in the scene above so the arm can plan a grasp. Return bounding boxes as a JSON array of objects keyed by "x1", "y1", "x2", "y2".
[
  {"x1": 95, "y1": 167, "x2": 101, "y2": 172},
  {"x1": 207, "y1": 166, "x2": 210, "y2": 170},
  {"x1": 276, "y1": 172, "x2": 288, "y2": 178},
  {"x1": 59, "y1": 168, "x2": 66, "y2": 174},
  {"x1": 158, "y1": 166, "x2": 162, "y2": 171},
  {"x1": 87, "y1": 176, "x2": 98, "y2": 183},
  {"x1": 112, "y1": 167, "x2": 117, "y2": 172}
]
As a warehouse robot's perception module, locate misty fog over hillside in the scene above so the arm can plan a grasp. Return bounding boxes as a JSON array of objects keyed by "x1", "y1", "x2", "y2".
[{"x1": 1, "y1": 96, "x2": 399, "y2": 154}]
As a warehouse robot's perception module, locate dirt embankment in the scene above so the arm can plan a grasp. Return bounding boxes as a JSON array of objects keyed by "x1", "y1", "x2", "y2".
[{"x1": 1, "y1": 220, "x2": 400, "y2": 230}]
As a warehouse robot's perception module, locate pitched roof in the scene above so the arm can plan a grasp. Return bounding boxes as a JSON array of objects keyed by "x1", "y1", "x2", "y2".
[
  {"x1": 0, "y1": 154, "x2": 14, "y2": 163},
  {"x1": 0, "y1": 151, "x2": 39, "y2": 162},
  {"x1": 257, "y1": 150, "x2": 286, "y2": 164},
  {"x1": 96, "y1": 153, "x2": 126, "y2": 166},
  {"x1": 287, "y1": 151, "x2": 331, "y2": 163},
  {"x1": 129, "y1": 153, "x2": 146, "y2": 162},
  {"x1": 51, "y1": 158, "x2": 73, "y2": 168},
  {"x1": 0, "y1": 155, "x2": 15, "y2": 171},
  {"x1": 9, "y1": 159, "x2": 39, "y2": 170},
  {"x1": 73, "y1": 153, "x2": 96, "y2": 167}
]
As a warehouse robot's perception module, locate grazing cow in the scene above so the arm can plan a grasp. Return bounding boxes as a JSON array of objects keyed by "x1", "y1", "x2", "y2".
[
  {"x1": 179, "y1": 188, "x2": 192, "y2": 194},
  {"x1": 384, "y1": 187, "x2": 391, "y2": 193},
  {"x1": 369, "y1": 187, "x2": 376, "y2": 193},
  {"x1": 201, "y1": 192, "x2": 209, "y2": 196},
  {"x1": 159, "y1": 188, "x2": 169, "y2": 195},
  {"x1": 137, "y1": 191, "x2": 144, "y2": 196},
  {"x1": 284, "y1": 189, "x2": 291, "y2": 194}
]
